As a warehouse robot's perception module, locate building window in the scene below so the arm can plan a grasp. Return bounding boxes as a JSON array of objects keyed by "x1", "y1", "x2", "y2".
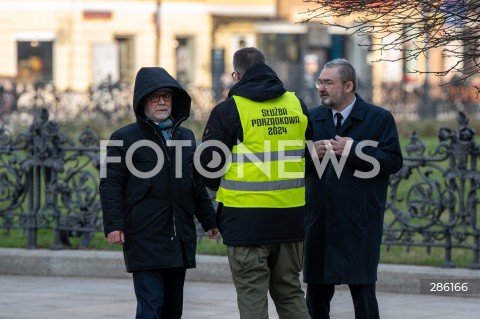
[
  {"x1": 259, "y1": 33, "x2": 302, "y2": 92},
  {"x1": 17, "y1": 41, "x2": 53, "y2": 86},
  {"x1": 115, "y1": 36, "x2": 135, "y2": 84},
  {"x1": 175, "y1": 36, "x2": 195, "y2": 86}
]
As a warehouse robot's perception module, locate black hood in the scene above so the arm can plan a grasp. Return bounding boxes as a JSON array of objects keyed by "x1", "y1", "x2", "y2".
[
  {"x1": 228, "y1": 63, "x2": 286, "y2": 102},
  {"x1": 133, "y1": 67, "x2": 191, "y2": 121}
]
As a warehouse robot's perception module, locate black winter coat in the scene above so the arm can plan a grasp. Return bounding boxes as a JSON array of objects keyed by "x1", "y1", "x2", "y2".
[
  {"x1": 100, "y1": 67, "x2": 216, "y2": 272},
  {"x1": 303, "y1": 95, "x2": 403, "y2": 284}
]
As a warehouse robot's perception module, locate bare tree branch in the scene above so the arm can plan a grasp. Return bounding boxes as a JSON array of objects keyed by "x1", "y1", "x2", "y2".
[{"x1": 301, "y1": 0, "x2": 480, "y2": 81}]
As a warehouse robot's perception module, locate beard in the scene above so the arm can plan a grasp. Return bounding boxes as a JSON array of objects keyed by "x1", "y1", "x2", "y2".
[
  {"x1": 321, "y1": 92, "x2": 345, "y2": 110},
  {"x1": 321, "y1": 96, "x2": 333, "y2": 107}
]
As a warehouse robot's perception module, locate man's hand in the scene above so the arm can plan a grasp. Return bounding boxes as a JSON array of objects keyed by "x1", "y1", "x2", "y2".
[
  {"x1": 312, "y1": 139, "x2": 333, "y2": 158},
  {"x1": 313, "y1": 136, "x2": 353, "y2": 158},
  {"x1": 107, "y1": 230, "x2": 125, "y2": 245},
  {"x1": 207, "y1": 227, "x2": 221, "y2": 239},
  {"x1": 330, "y1": 135, "x2": 353, "y2": 156}
]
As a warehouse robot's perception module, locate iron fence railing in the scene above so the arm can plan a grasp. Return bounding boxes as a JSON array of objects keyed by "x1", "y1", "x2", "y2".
[
  {"x1": 1, "y1": 106, "x2": 479, "y2": 269},
  {"x1": 385, "y1": 112, "x2": 480, "y2": 269},
  {"x1": 0, "y1": 108, "x2": 101, "y2": 249},
  {"x1": 0, "y1": 79, "x2": 215, "y2": 125},
  {"x1": 380, "y1": 80, "x2": 479, "y2": 121},
  {"x1": 2, "y1": 79, "x2": 479, "y2": 123}
]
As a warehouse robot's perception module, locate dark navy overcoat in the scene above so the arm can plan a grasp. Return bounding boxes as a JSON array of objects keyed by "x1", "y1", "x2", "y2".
[{"x1": 304, "y1": 94, "x2": 403, "y2": 284}]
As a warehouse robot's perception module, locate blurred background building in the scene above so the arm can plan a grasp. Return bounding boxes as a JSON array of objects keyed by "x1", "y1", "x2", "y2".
[{"x1": 0, "y1": 0, "x2": 477, "y2": 121}]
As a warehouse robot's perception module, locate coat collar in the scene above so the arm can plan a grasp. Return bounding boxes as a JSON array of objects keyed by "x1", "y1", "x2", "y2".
[{"x1": 311, "y1": 94, "x2": 368, "y2": 135}]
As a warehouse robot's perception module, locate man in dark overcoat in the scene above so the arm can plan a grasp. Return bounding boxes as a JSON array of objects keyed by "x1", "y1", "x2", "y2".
[{"x1": 304, "y1": 58, "x2": 403, "y2": 319}]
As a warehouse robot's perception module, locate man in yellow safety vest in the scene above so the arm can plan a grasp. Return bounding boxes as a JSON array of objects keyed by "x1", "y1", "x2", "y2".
[{"x1": 200, "y1": 47, "x2": 312, "y2": 319}]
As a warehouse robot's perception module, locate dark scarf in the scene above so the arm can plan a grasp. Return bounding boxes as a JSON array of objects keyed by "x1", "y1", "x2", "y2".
[{"x1": 155, "y1": 117, "x2": 174, "y2": 141}]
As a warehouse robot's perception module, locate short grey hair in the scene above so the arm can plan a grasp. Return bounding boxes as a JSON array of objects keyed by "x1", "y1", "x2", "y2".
[
  {"x1": 324, "y1": 58, "x2": 357, "y2": 92},
  {"x1": 233, "y1": 47, "x2": 266, "y2": 75}
]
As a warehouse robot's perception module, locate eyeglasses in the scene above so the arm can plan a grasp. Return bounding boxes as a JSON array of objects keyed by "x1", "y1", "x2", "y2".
[
  {"x1": 315, "y1": 80, "x2": 334, "y2": 89},
  {"x1": 148, "y1": 93, "x2": 173, "y2": 103}
]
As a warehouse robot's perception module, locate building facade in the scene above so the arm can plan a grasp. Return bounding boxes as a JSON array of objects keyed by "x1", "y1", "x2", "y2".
[
  {"x1": 2, "y1": 0, "x2": 469, "y2": 118},
  {"x1": 0, "y1": 0, "x2": 276, "y2": 92}
]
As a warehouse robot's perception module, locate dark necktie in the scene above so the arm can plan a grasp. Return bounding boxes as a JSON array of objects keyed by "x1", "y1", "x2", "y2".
[{"x1": 335, "y1": 113, "x2": 343, "y2": 132}]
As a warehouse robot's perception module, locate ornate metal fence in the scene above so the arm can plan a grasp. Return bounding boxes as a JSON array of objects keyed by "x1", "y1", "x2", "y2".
[
  {"x1": 0, "y1": 79, "x2": 215, "y2": 125},
  {"x1": 0, "y1": 108, "x2": 101, "y2": 249},
  {"x1": 380, "y1": 80, "x2": 479, "y2": 121},
  {"x1": 1, "y1": 108, "x2": 479, "y2": 269},
  {"x1": 385, "y1": 112, "x2": 480, "y2": 269}
]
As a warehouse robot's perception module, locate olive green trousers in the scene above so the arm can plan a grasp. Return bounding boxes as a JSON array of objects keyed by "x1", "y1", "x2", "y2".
[{"x1": 227, "y1": 242, "x2": 310, "y2": 319}]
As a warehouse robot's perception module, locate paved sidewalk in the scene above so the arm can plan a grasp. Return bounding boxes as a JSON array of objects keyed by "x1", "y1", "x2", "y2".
[
  {"x1": 0, "y1": 274, "x2": 479, "y2": 319},
  {"x1": 2, "y1": 248, "x2": 480, "y2": 296}
]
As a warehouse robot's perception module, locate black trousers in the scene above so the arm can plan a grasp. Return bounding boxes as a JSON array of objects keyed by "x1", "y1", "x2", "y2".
[
  {"x1": 132, "y1": 268, "x2": 187, "y2": 319},
  {"x1": 306, "y1": 283, "x2": 380, "y2": 319}
]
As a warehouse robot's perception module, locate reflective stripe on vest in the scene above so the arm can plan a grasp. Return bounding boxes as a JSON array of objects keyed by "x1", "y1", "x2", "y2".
[
  {"x1": 216, "y1": 92, "x2": 307, "y2": 208},
  {"x1": 220, "y1": 178, "x2": 305, "y2": 191},
  {"x1": 231, "y1": 149, "x2": 305, "y2": 163}
]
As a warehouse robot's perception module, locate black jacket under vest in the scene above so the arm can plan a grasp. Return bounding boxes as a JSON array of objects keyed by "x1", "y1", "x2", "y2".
[{"x1": 200, "y1": 63, "x2": 312, "y2": 246}]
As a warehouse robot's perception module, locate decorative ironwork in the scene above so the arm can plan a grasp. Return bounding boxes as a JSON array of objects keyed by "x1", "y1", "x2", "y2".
[
  {"x1": 0, "y1": 108, "x2": 101, "y2": 249},
  {"x1": 0, "y1": 79, "x2": 219, "y2": 125},
  {"x1": 380, "y1": 79, "x2": 479, "y2": 121},
  {"x1": 1, "y1": 107, "x2": 479, "y2": 270},
  {"x1": 1, "y1": 79, "x2": 133, "y2": 124},
  {"x1": 385, "y1": 112, "x2": 480, "y2": 269}
]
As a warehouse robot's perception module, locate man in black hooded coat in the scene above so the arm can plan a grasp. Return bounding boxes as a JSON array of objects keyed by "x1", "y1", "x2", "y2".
[{"x1": 100, "y1": 67, "x2": 219, "y2": 319}]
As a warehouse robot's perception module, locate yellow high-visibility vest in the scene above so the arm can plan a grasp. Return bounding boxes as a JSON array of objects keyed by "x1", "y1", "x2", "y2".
[{"x1": 216, "y1": 92, "x2": 307, "y2": 208}]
